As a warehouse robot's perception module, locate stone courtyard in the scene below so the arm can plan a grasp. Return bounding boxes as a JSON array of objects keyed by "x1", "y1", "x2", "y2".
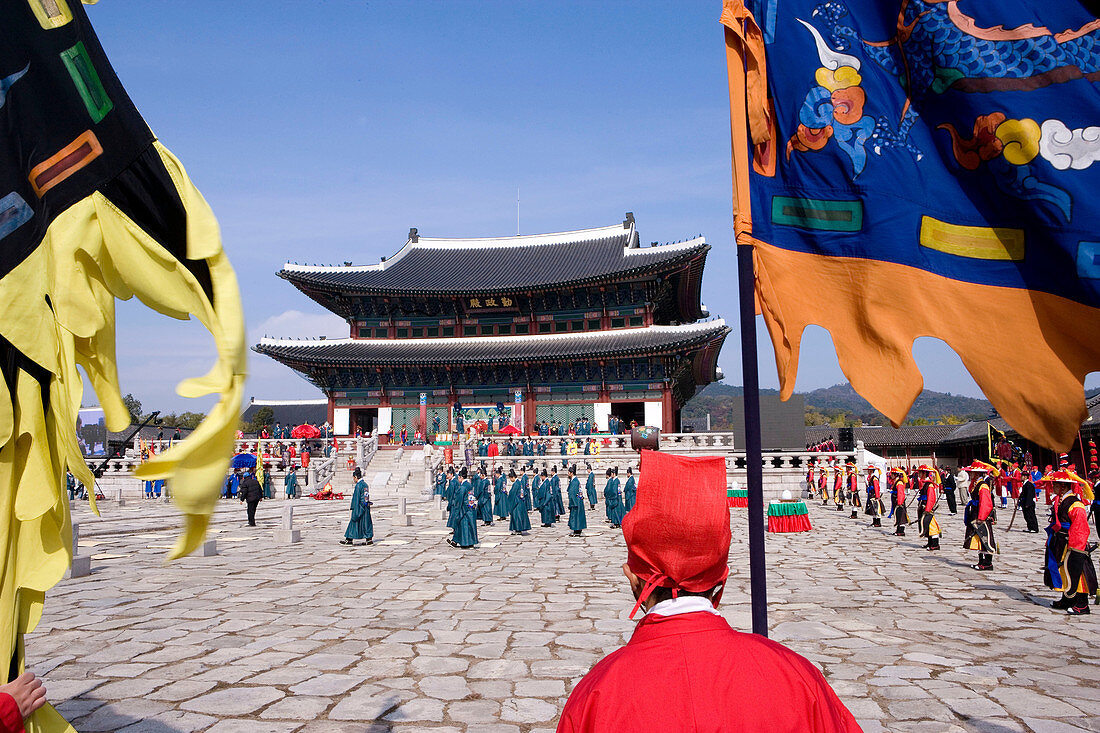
[{"x1": 29, "y1": 491, "x2": 1100, "y2": 733}]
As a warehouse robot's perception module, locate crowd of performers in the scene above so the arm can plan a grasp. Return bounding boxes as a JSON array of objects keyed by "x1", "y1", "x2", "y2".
[
  {"x1": 805, "y1": 453, "x2": 1099, "y2": 615},
  {"x1": 473, "y1": 436, "x2": 607, "y2": 459},
  {"x1": 431, "y1": 463, "x2": 637, "y2": 548}
]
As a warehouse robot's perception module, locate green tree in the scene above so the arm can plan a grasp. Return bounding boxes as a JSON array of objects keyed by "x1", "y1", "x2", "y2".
[
  {"x1": 247, "y1": 406, "x2": 275, "y2": 434},
  {"x1": 122, "y1": 393, "x2": 143, "y2": 423}
]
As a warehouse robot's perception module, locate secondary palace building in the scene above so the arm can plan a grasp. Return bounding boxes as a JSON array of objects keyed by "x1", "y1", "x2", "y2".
[{"x1": 255, "y1": 214, "x2": 728, "y2": 437}]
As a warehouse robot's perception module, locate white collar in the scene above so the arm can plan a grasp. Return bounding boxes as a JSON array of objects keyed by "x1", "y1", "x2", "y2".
[{"x1": 646, "y1": 595, "x2": 721, "y2": 618}]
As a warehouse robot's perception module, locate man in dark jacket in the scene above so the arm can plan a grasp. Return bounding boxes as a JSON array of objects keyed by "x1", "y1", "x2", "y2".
[
  {"x1": 238, "y1": 469, "x2": 263, "y2": 526},
  {"x1": 942, "y1": 466, "x2": 958, "y2": 514}
]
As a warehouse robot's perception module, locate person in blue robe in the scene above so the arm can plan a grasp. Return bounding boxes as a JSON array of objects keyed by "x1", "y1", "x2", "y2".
[
  {"x1": 623, "y1": 467, "x2": 637, "y2": 513},
  {"x1": 585, "y1": 464, "x2": 598, "y2": 509},
  {"x1": 603, "y1": 469, "x2": 615, "y2": 523},
  {"x1": 531, "y1": 471, "x2": 544, "y2": 519},
  {"x1": 493, "y1": 467, "x2": 509, "y2": 519},
  {"x1": 451, "y1": 469, "x2": 472, "y2": 537},
  {"x1": 476, "y1": 467, "x2": 494, "y2": 525},
  {"x1": 567, "y1": 466, "x2": 587, "y2": 536},
  {"x1": 604, "y1": 468, "x2": 625, "y2": 527},
  {"x1": 228, "y1": 470, "x2": 241, "y2": 499},
  {"x1": 340, "y1": 467, "x2": 373, "y2": 546},
  {"x1": 284, "y1": 466, "x2": 299, "y2": 499},
  {"x1": 450, "y1": 474, "x2": 479, "y2": 548},
  {"x1": 508, "y1": 470, "x2": 531, "y2": 535},
  {"x1": 522, "y1": 466, "x2": 534, "y2": 511},
  {"x1": 434, "y1": 469, "x2": 446, "y2": 496},
  {"x1": 537, "y1": 469, "x2": 556, "y2": 527},
  {"x1": 262, "y1": 469, "x2": 273, "y2": 500},
  {"x1": 445, "y1": 467, "x2": 460, "y2": 529},
  {"x1": 549, "y1": 466, "x2": 565, "y2": 519}
]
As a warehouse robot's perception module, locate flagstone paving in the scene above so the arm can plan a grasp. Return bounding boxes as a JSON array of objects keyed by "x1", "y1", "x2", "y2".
[{"x1": 26, "y1": 495, "x2": 1100, "y2": 732}]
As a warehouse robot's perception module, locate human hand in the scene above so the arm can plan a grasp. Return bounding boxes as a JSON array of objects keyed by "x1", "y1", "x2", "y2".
[{"x1": 0, "y1": 672, "x2": 46, "y2": 719}]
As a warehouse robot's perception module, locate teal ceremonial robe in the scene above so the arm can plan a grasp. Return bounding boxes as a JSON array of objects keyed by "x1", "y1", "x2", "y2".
[
  {"x1": 494, "y1": 475, "x2": 509, "y2": 519},
  {"x1": 550, "y1": 474, "x2": 565, "y2": 516},
  {"x1": 586, "y1": 472, "x2": 598, "y2": 507},
  {"x1": 524, "y1": 475, "x2": 533, "y2": 511},
  {"x1": 446, "y1": 477, "x2": 461, "y2": 528},
  {"x1": 624, "y1": 476, "x2": 636, "y2": 513},
  {"x1": 284, "y1": 472, "x2": 299, "y2": 499},
  {"x1": 605, "y1": 477, "x2": 624, "y2": 526},
  {"x1": 453, "y1": 484, "x2": 479, "y2": 547},
  {"x1": 537, "y1": 479, "x2": 556, "y2": 525},
  {"x1": 509, "y1": 479, "x2": 531, "y2": 532},
  {"x1": 476, "y1": 476, "x2": 493, "y2": 522},
  {"x1": 568, "y1": 477, "x2": 586, "y2": 532},
  {"x1": 345, "y1": 479, "x2": 373, "y2": 540}
]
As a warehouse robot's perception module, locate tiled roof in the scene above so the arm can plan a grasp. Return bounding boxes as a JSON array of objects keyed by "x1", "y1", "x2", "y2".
[
  {"x1": 241, "y1": 399, "x2": 328, "y2": 427},
  {"x1": 806, "y1": 424, "x2": 961, "y2": 447},
  {"x1": 255, "y1": 321, "x2": 730, "y2": 367},
  {"x1": 279, "y1": 223, "x2": 708, "y2": 294}
]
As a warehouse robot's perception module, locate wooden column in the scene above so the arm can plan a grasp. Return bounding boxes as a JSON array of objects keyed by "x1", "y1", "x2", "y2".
[{"x1": 661, "y1": 387, "x2": 675, "y2": 433}]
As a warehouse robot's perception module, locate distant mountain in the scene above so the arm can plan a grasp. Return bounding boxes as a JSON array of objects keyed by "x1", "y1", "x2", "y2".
[
  {"x1": 685, "y1": 382, "x2": 992, "y2": 426},
  {"x1": 800, "y1": 383, "x2": 992, "y2": 421}
]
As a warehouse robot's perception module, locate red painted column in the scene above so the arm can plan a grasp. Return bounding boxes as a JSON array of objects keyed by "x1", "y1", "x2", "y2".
[
  {"x1": 327, "y1": 393, "x2": 335, "y2": 427},
  {"x1": 525, "y1": 392, "x2": 536, "y2": 435},
  {"x1": 661, "y1": 387, "x2": 675, "y2": 433}
]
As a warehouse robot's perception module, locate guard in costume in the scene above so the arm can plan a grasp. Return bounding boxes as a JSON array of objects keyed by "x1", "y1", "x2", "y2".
[
  {"x1": 1044, "y1": 472, "x2": 1098, "y2": 615},
  {"x1": 891, "y1": 468, "x2": 909, "y2": 536},
  {"x1": 864, "y1": 465, "x2": 884, "y2": 527},
  {"x1": 961, "y1": 461, "x2": 998, "y2": 571},
  {"x1": 916, "y1": 466, "x2": 941, "y2": 550},
  {"x1": 845, "y1": 461, "x2": 861, "y2": 519}
]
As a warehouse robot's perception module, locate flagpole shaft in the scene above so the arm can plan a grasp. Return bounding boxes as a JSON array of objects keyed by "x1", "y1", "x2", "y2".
[{"x1": 736, "y1": 241, "x2": 768, "y2": 637}]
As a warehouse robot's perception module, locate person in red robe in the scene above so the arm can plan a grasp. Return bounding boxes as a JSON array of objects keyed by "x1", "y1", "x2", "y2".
[
  {"x1": 891, "y1": 469, "x2": 909, "y2": 536},
  {"x1": 916, "y1": 466, "x2": 941, "y2": 550},
  {"x1": 556, "y1": 451, "x2": 861, "y2": 733},
  {"x1": 961, "y1": 462, "x2": 998, "y2": 571}
]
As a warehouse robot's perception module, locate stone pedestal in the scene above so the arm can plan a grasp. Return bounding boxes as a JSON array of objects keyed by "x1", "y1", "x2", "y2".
[
  {"x1": 274, "y1": 529, "x2": 301, "y2": 543},
  {"x1": 200, "y1": 540, "x2": 218, "y2": 557},
  {"x1": 276, "y1": 505, "x2": 301, "y2": 543},
  {"x1": 67, "y1": 555, "x2": 91, "y2": 579},
  {"x1": 394, "y1": 497, "x2": 412, "y2": 526}
]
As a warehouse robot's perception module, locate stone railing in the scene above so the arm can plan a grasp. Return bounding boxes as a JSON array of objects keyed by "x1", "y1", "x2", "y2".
[
  {"x1": 311, "y1": 455, "x2": 338, "y2": 487},
  {"x1": 478, "y1": 432, "x2": 738, "y2": 454}
]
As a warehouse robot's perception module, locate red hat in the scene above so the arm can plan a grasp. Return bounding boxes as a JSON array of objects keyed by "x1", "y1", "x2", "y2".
[{"x1": 623, "y1": 451, "x2": 730, "y2": 619}]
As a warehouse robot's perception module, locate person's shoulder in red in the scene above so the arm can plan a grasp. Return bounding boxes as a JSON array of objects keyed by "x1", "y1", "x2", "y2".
[
  {"x1": 558, "y1": 451, "x2": 861, "y2": 733},
  {"x1": 558, "y1": 607, "x2": 860, "y2": 733}
]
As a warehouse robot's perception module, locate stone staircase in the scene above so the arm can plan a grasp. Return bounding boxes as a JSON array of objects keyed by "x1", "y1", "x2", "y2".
[{"x1": 343, "y1": 447, "x2": 426, "y2": 500}]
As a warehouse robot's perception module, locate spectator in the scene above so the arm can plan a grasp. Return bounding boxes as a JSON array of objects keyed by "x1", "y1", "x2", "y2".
[
  {"x1": 0, "y1": 672, "x2": 46, "y2": 733},
  {"x1": 558, "y1": 452, "x2": 860, "y2": 731},
  {"x1": 238, "y1": 469, "x2": 263, "y2": 526}
]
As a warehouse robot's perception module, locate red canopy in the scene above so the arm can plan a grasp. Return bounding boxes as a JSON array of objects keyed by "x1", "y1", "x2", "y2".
[
  {"x1": 499, "y1": 424, "x2": 521, "y2": 435},
  {"x1": 291, "y1": 424, "x2": 321, "y2": 439}
]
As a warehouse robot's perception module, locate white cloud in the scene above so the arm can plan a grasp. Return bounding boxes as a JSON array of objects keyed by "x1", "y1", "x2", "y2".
[{"x1": 248, "y1": 310, "x2": 349, "y2": 344}]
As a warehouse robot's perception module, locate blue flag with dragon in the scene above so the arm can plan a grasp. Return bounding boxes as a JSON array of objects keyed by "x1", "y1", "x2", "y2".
[{"x1": 727, "y1": 0, "x2": 1100, "y2": 450}]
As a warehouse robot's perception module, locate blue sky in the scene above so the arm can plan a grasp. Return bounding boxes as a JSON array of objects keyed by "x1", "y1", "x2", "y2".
[{"x1": 85, "y1": 1, "x2": 1095, "y2": 415}]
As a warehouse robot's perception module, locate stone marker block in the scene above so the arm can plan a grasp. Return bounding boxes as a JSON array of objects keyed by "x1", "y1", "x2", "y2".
[
  {"x1": 200, "y1": 540, "x2": 217, "y2": 557},
  {"x1": 275, "y1": 529, "x2": 301, "y2": 543},
  {"x1": 395, "y1": 497, "x2": 412, "y2": 526},
  {"x1": 71, "y1": 522, "x2": 80, "y2": 557},
  {"x1": 282, "y1": 505, "x2": 295, "y2": 530},
  {"x1": 116, "y1": 487, "x2": 125, "y2": 507},
  {"x1": 66, "y1": 554, "x2": 91, "y2": 579}
]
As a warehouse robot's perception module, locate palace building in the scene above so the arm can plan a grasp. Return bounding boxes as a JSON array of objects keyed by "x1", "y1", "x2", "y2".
[{"x1": 255, "y1": 214, "x2": 729, "y2": 437}]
